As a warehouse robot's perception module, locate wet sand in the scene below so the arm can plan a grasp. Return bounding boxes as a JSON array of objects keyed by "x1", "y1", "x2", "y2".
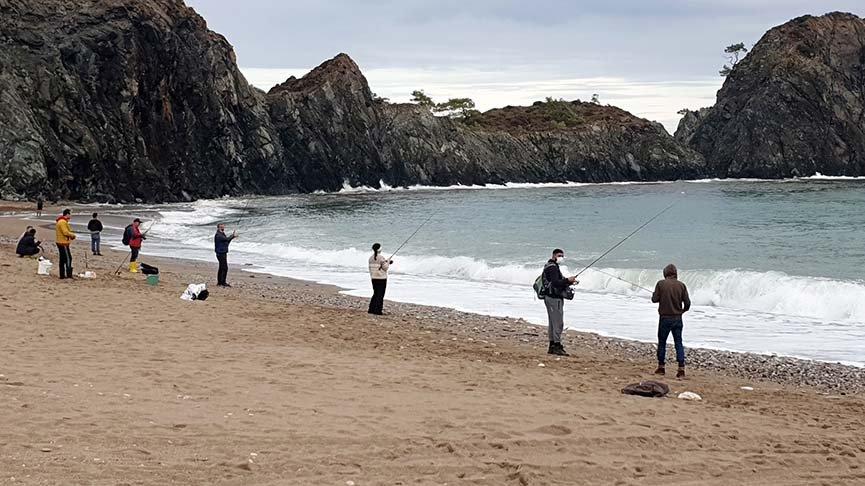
[{"x1": 1, "y1": 212, "x2": 863, "y2": 485}]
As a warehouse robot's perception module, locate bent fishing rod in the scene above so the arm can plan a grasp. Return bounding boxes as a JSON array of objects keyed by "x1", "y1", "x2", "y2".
[
  {"x1": 386, "y1": 210, "x2": 437, "y2": 263},
  {"x1": 574, "y1": 200, "x2": 678, "y2": 278}
]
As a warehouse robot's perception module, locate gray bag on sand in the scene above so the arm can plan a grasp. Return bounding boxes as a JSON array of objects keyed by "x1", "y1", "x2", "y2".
[{"x1": 621, "y1": 380, "x2": 670, "y2": 398}]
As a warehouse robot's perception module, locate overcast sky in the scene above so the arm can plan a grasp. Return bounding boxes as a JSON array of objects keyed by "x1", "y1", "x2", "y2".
[{"x1": 186, "y1": 1, "x2": 863, "y2": 132}]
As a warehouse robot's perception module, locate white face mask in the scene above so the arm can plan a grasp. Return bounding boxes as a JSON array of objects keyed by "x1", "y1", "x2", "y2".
[{"x1": 556, "y1": 256, "x2": 564, "y2": 263}]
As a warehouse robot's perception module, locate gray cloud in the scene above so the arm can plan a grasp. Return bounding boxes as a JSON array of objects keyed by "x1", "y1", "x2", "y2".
[{"x1": 187, "y1": 1, "x2": 864, "y2": 129}]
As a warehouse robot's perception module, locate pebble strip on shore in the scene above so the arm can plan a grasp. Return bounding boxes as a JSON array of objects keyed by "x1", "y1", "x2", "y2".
[{"x1": 4, "y1": 234, "x2": 862, "y2": 396}]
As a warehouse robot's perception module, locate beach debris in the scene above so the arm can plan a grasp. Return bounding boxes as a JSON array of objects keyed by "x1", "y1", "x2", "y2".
[
  {"x1": 622, "y1": 380, "x2": 669, "y2": 397},
  {"x1": 76, "y1": 271, "x2": 96, "y2": 279},
  {"x1": 40, "y1": 448, "x2": 52, "y2": 453},
  {"x1": 180, "y1": 284, "x2": 208, "y2": 301},
  {"x1": 677, "y1": 391, "x2": 703, "y2": 401},
  {"x1": 346, "y1": 481, "x2": 356, "y2": 486},
  {"x1": 537, "y1": 363, "x2": 546, "y2": 368},
  {"x1": 740, "y1": 386, "x2": 754, "y2": 391}
]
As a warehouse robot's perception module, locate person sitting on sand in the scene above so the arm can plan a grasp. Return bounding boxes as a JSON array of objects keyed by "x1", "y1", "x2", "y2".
[
  {"x1": 55, "y1": 208, "x2": 76, "y2": 279},
  {"x1": 367, "y1": 243, "x2": 392, "y2": 315},
  {"x1": 651, "y1": 263, "x2": 691, "y2": 378},
  {"x1": 16, "y1": 228, "x2": 42, "y2": 257},
  {"x1": 541, "y1": 248, "x2": 578, "y2": 356}
]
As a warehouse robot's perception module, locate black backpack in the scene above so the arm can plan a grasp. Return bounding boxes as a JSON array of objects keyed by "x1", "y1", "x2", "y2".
[
  {"x1": 122, "y1": 225, "x2": 133, "y2": 246},
  {"x1": 533, "y1": 262, "x2": 557, "y2": 299}
]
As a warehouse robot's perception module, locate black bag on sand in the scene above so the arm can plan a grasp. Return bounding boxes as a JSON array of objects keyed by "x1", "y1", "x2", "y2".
[
  {"x1": 193, "y1": 289, "x2": 209, "y2": 301},
  {"x1": 140, "y1": 263, "x2": 159, "y2": 275},
  {"x1": 621, "y1": 380, "x2": 670, "y2": 398}
]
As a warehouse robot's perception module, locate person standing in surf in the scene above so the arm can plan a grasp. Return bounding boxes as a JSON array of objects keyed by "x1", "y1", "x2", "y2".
[
  {"x1": 214, "y1": 223, "x2": 237, "y2": 287},
  {"x1": 542, "y1": 249, "x2": 578, "y2": 356},
  {"x1": 368, "y1": 243, "x2": 392, "y2": 315},
  {"x1": 651, "y1": 263, "x2": 691, "y2": 378},
  {"x1": 55, "y1": 208, "x2": 76, "y2": 279}
]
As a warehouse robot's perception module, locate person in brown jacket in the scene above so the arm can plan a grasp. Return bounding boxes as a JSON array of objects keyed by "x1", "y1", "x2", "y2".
[{"x1": 651, "y1": 263, "x2": 690, "y2": 378}]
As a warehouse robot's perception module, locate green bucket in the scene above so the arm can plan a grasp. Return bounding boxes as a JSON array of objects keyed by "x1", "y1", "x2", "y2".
[{"x1": 146, "y1": 274, "x2": 159, "y2": 286}]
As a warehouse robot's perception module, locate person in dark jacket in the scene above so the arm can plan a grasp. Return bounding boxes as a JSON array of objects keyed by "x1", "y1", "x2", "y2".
[
  {"x1": 542, "y1": 248, "x2": 578, "y2": 356},
  {"x1": 36, "y1": 196, "x2": 44, "y2": 217},
  {"x1": 214, "y1": 223, "x2": 237, "y2": 287},
  {"x1": 16, "y1": 228, "x2": 41, "y2": 257},
  {"x1": 87, "y1": 212, "x2": 103, "y2": 256},
  {"x1": 651, "y1": 263, "x2": 691, "y2": 378}
]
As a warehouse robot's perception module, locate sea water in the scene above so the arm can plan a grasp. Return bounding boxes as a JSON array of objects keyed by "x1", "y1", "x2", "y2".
[{"x1": 140, "y1": 177, "x2": 865, "y2": 366}]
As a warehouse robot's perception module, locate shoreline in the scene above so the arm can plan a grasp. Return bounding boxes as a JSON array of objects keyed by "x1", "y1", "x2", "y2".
[
  {"x1": 2, "y1": 213, "x2": 865, "y2": 484},
  {"x1": 2, "y1": 212, "x2": 862, "y2": 395}
]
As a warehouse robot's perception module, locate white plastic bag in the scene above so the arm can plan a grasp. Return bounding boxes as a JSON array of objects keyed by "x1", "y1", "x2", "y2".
[
  {"x1": 180, "y1": 283, "x2": 207, "y2": 301},
  {"x1": 37, "y1": 257, "x2": 52, "y2": 276}
]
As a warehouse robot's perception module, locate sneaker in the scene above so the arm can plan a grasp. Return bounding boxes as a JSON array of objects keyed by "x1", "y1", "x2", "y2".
[
  {"x1": 676, "y1": 367, "x2": 686, "y2": 379},
  {"x1": 550, "y1": 343, "x2": 569, "y2": 356},
  {"x1": 654, "y1": 366, "x2": 666, "y2": 375},
  {"x1": 547, "y1": 342, "x2": 557, "y2": 355}
]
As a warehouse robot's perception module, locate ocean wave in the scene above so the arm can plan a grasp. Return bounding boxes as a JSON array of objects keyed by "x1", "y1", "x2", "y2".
[
  {"x1": 161, "y1": 235, "x2": 865, "y2": 323},
  {"x1": 320, "y1": 179, "x2": 675, "y2": 194}
]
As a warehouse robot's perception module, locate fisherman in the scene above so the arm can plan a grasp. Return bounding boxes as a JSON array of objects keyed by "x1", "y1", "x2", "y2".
[
  {"x1": 124, "y1": 218, "x2": 146, "y2": 273},
  {"x1": 542, "y1": 249, "x2": 578, "y2": 356},
  {"x1": 55, "y1": 208, "x2": 76, "y2": 279},
  {"x1": 367, "y1": 243, "x2": 392, "y2": 315},
  {"x1": 36, "y1": 195, "x2": 44, "y2": 217},
  {"x1": 214, "y1": 223, "x2": 237, "y2": 287},
  {"x1": 87, "y1": 212, "x2": 103, "y2": 256},
  {"x1": 651, "y1": 263, "x2": 691, "y2": 378},
  {"x1": 16, "y1": 228, "x2": 41, "y2": 257}
]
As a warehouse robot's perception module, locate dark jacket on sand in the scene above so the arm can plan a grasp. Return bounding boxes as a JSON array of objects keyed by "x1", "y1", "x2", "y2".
[
  {"x1": 214, "y1": 230, "x2": 235, "y2": 254},
  {"x1": 16, "y1": 233, "x2": 40, "y2": 256},
  {"x1": 543, "y1": 259, "x2": 571, "y2": 299},
  {"x1": 652, "y1": 264, "x2": 691, "y2": 317}
]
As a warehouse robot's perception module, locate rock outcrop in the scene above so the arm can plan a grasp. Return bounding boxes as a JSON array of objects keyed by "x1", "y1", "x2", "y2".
[
  {"x1": 679, "y1": 12, "x2": 865, "y2": 178},
  {"x1": 0, "y1": 0, "x2": 704, "y2": 202},
  {"x1": 0, "y1": 0, "x2": 290, "y2": 202}
]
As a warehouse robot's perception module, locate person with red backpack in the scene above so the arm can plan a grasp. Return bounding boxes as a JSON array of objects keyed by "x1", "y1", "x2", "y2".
[{"x1": 123, "y1": 218, "x2": 146, "y2": 273}]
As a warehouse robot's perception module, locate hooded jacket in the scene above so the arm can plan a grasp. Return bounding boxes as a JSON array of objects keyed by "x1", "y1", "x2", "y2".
[
  {"x1": 651, "y1": 264, "x2": 691, "y2": 317},
  {"x1": 129, "y1": 224, "x2": 144, "y2": 249},
  {"x1": 55, "y1": 215, "x2": 75, "y2": 246}
]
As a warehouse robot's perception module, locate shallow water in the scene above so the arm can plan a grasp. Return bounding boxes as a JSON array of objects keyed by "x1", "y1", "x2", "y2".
[{"x1": 138, "y1": 178, "x2": 865, "y2": 365}]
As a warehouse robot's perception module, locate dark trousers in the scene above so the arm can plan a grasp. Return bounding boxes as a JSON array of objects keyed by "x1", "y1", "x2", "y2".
[
  {"x1": 368, "y1": 279, "x2": 387, "y2": 315},
  {"x1": 130, "y1": 247, "x2": 140, "y2": 262},
  {"x1": 216, "y1": 252, "x2": 228, "y2": 285},
  {"x1": 657, "y1": 316, "x2": 685, "y2": 366},
  {"x1": 56, "y1": 244, "x2": 72, "y2": 279}
]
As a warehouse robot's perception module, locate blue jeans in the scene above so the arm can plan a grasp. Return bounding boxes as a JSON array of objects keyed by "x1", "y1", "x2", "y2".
[
  {"x1": 91, "y1": 232, "x2": 101, "y2": 254},
  {"x1": 657, "y1": 317, "x2": 685, "y2": 366}
]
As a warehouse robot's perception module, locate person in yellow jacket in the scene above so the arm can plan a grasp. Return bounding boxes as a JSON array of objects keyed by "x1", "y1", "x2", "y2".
[{"x1": 55, "y1": 208, "x2": 76, "y2": 279}]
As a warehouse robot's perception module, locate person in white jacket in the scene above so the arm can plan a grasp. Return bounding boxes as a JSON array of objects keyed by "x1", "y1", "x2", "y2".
[{"x1": 368, "y1": 242, "x2": 392, "y2": 315}]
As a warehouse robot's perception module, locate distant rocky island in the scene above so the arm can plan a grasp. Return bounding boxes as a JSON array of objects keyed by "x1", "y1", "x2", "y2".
[{"x1": 1, "y1": 1, "x2": 863, "y2": 202}]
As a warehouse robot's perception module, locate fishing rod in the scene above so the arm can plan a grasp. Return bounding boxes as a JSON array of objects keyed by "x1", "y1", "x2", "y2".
[
  {"x1": 575, "y1": 199, "x2": 679, "y2": 278},
  {"x1": 113, "y1": 220, "x2": 157, "y2": 275},
  {"x1": 387, "y1": 210, "x2": 437, "y2": 262},
  {"x1": 589, "y1": 267, "x2": 653, "y2": 293}
]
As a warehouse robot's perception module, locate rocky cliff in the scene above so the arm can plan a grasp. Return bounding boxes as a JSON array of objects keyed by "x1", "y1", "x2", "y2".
[
  {"x1": 0, "y1": 0, "x2": 704, "y2": 202},
  {"x1": 678, "y1": 12, "x2": 865, "y2": 178}
]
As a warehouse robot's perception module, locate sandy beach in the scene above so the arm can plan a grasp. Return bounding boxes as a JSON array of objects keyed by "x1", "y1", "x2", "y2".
[{"x1": 1, "y1": 211, "x2": 864, "y2": 485}]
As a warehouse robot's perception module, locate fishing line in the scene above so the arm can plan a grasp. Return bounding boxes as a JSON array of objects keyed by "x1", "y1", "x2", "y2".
[
  {"x1": 575, "y1": 198, "x2": 680, "y2": 278},
  {"x1": 387, "y1": 210, "x2": 437, "y2": 262},
  {"x1": 589, "y1": 267, "x2": 653, "y2": 293}
]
